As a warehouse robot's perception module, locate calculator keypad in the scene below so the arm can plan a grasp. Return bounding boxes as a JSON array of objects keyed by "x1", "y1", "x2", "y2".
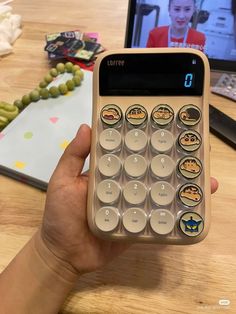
[{"x1": 93, "y1": 102, "x2": 205, "y2": 240}]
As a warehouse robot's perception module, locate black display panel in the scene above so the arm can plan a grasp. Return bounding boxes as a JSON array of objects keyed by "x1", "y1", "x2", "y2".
[{"x1": 99, "y1": 53, "x2": 204, "y2": 96}]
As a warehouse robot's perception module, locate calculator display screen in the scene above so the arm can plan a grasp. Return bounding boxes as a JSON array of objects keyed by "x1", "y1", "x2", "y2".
[{"x1": 99, "y1": 53, "x2": 204, "y2": 96}]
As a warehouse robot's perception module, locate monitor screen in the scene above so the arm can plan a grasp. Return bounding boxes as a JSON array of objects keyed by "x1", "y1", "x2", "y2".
[{"x1": 125, "y1": 0, "x2": 236, "y2": 72}]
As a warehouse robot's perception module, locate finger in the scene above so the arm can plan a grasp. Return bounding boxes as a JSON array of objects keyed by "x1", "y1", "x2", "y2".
[
  {"x1": 211, "y1": 177, "x2": 219, "y2": 194},
  {"x1": 54, "y1": 124, "x2": 91, "y2": 178}
]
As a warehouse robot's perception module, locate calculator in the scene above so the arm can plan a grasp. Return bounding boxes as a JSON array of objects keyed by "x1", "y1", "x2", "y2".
[{"x1": 87, "y1": 48, "x2": 211, "y2": 244}]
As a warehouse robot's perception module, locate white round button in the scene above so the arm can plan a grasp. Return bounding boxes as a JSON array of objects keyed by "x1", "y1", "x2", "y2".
[
  {"x1": 95, "y1": 207, "x2": 120, "y2": 232},
  {"x1": 150, "y1": 209, "x2": 175, "y2": 235},
  {"x1": 151, "y1": 129, "x2": 174, "y2": 153},
  {"x1": 150, "y1": 154, "x2": 175, "y2": 178},
  {"x1": 99, "y1": 128, "x2": 122, "y2": 151},
  {"x1": 150, "y1": 181, "x2": 175, "y2": 206},
  {"x1": 124, "y1": 154, "x2": 147, "y2": 178},
  {"x1": 124, "y1": 129, "x2": 148, "y2": 152},
  {"x1": 122, "y1": 208, "x2": 147, "y2": 233},
  {"x1": 123, "y1": 181, "x2": 147, "y2": 205},
  {"x1": 98, "y1": 154, "x2": 122, "y2": 177},
  {"x1": 97, "y1": 180, "x2": 121, "y2": 204}
]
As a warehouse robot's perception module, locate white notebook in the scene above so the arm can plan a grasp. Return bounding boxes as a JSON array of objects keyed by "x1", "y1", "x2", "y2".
[{"x1": 0, "y1": 70, "x2": 93, "y2": 190}]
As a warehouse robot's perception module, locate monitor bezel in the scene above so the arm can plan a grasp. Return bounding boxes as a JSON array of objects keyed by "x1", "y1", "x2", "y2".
[{"x1": 124, "y1": 0, "x2": 236, "y2": 73}]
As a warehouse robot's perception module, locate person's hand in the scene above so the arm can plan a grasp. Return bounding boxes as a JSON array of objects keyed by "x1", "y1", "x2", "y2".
[{"x1": 41, "y1": 124, "x2": 218, "y2": 275}]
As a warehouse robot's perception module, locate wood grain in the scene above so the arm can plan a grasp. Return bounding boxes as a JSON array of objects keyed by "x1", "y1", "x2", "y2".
[{"x1": 0, "y1": 1, "x2": 236, "y2": 313}]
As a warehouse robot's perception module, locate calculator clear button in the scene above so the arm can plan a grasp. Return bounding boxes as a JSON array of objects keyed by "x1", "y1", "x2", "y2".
[
  {"x1": 99, "y1": 129, "x2": 122, "y2": 151},
  {"x1": 95, "y1": 207, "x2": 120, "y2": 232},
  {"x1": 150, "y1": 129, "x2": 174, "y2": 153},
  {"x1": 150, "y1": 154, "x2": 175, "y2": 178},
  {"x1": 150, "y1": 209, "x2": 175, "y2": 235},
  {"x1": 150, "y1": 181, "x2": 175, "y2": 206},
  {"x1": 125, "y1": 129, "x2": 148, "y2": 152},
  {"x1": 98, "y1": 154, "x2": 122, "y2": 177},
  {"x1": 122, "y1": 208, "x2": 147, "y2": 233},
  {"x1": 178, "y1": 104, "x2": 201, "y2": 126},
  {"x1": 123, "y1": 181, "x2": 147, "y2": 205},
  {"x1": 97, "y1": 179, "x2": 121, "y2": 204},
  {"x1": 124, "y1": 154, "x2": 147, "y2": 178}
]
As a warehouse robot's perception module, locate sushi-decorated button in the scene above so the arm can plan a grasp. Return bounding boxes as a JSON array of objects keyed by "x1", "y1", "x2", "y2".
[
  {"x1": 178, "y1": 130, "x2": 202, "y2": 152},
  {"x1": 179, "y1": 212, "x2": 204, "y2": 237},
  {"x1": 100, "y1": 104, "x2": 122, "y2": 126},
  {"x1": 151, "y1": 104, "x2": 174, "y2": 126},
  {"x1": 125, "y1": 104, "x2": 147, "y2": 126},
  {"x1": 178, "y1": 156, "x2": 202, "y2": 179},
  {"x1": 178, "y1": 104, "x2": 201, "y2": 126},
  {"x1": 178, "y1": 183, "x2": 203, "y2": 207}
]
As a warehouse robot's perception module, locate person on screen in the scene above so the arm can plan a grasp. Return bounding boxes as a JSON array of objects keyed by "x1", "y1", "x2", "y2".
[{"x1": 146, "y1": 0, "x2": 206, "y2": 52}]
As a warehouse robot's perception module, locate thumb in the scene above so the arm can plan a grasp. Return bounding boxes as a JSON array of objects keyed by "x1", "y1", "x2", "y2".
[{"x1": 53, "y1": 124, "x2": 91, "y2": 179}]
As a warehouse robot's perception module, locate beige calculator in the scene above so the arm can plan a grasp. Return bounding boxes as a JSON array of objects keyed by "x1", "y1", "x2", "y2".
[{"x1": 87, "y1": 48, "x2": 210, "y2": 244}]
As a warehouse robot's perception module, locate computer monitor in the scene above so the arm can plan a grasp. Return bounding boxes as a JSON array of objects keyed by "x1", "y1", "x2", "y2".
[{"x1": 125, "y1": 0, "x2": 236, "y2": 73}]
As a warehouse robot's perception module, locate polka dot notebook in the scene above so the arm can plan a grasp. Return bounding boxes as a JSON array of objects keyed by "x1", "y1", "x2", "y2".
[{"x1": 0, "y1": 70, "x2": 92, "y2": 190}]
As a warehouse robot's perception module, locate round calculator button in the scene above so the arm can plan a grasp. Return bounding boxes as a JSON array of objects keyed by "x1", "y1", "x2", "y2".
[
  {"x1": 150, "y1": 129, "x2": 174, "y2": 153},
  {"x1": 150, "y1": 209, "x2": 175, "y2": 235},
  {"x1": 123, "y1": 181, "x2": 147, "y2": 205},
  {"x1": 179, "y1": 212, "x2": 204, "y2": 237},
  {"x1": 97, "y1": 180, "x2": 121, "y2": 204},
  {"x1": 150, "y1": 154, "x2": 175, "y2": 178},
  {"x1": 178, "y1": 183, "x2": 203, "y2": 207},
  {"x1": 99, "y1": 128, "x2": 122, "y2": 152},
  {"x1": 178, "y1": 104, "x2": 201, "y2": 126},
  {"x1": 178, "y1": 130, "x2": 202, "y2": 152},
  {"x1": 98, "y1": 154, "x2": 122, "y2": 177},
  {"x1": 124, "y1": 154, "x2": 148, "y2": 178},
  {"x1": 150, "y1": 181, "x2": 175, "y2": 206},
  {"x1": 178, "y1": 156, "x2": 202, "y2": 179},
  {"x1": 122, "y1": 208, "x2": 147, "y2": 234},
  {"x1": 125, "y1": 104, "x2": 147, "y2": 127},
  {"x1": 100, "y1": 104, "x2": 122, "y2": 126},
  {"x1": 151, "y1": 104, "x2": 174, "y2": 126},
  {"x1": 95, "y1": 207, "x2": 120, "y2": 232},
  {"x1": 124, "y1": 129, "x2": 148, "y2": 152}
]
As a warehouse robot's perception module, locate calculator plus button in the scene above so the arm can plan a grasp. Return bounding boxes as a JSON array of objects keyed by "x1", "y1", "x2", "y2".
[
  {"x1": 151, "y1": 129, "x2": 174, "y2": 153},
  {"x1": 151, "y1": 104, "x2": 174, "y2": 126},
  {"x1": 125, "y1": 129, "x2": 148, "y2": 152},
  {"x1": 124, "y1": 154, "x2": 147, "y2": 178},
  {"x1": 178, "y1": 104, "x2": 201, "y2": 126},
  {"x1": 95, "y1": 207, "x2": 120, "y2": 232},
  {"x1": 150, "y1": 181, "x2": 175, "y2": 206},
  {"x1": 178, "y1": 156, "x2": 202, "y2": 179},
  {"x1": 97, "y1": 180, "x2": 121, "y2": 204},
  {"x1": 100, "y1": 104, "x2": 122, "y2": 126},
  {"x1": 178, "y1": 130, "x2": 201, "y2": 152},
  {"x1": 125, "y1": 104, "x2": 147, "y2": 127},
  {"x1": 150, "y1": 154, "x2": 175, "y2": 178},
  {"x1": 179, "y1": 212, "x2": 204, "y2": 237},
  {"x1": 98, "y1": 154, "x2": 122, "y2": 177},
  {"x1": 123, "y1": 181, "x2": 147, "y2": 205},
  {"x1": 99, "y1": 128, "x2": 122, "y2": 151},
  {"x1": 150, "y1": 209, "x2": 175, "y2": 235},
  {"x1": 122, "y1": 208, "x2": 147, "y2": 233},
  {"x1": 178, "y1": 183, "x2": 203, "y2": 207}
]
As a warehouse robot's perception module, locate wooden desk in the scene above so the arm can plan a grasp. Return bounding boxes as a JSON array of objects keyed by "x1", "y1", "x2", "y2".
[{"x1": 0, "y1": 1, "x2": 235, "y2": 313}]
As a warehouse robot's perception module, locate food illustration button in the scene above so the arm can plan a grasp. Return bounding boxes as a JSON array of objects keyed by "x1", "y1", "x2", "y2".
[
  {"x1": 178, "y1": 130, "x2": 202, "y2": 152},
  {"x1": 123, "y1": 181, "x2": 147, "y2": 205},
  {"x1": 98, "y1": 154, "x2": 122, "y2": 177},
  {"x1": 151, "y1": 104, "x2": 174, "y2": 126},
  {"x1": 178, "y1": 156, "x2": 202, "y2": 179},
  {"x1": 125, "y1": 104, "x2": 147, "y2": 126},
  {"x1": 151, "y1": 129, "x2": 174, "y2": 153},
  {"x1": 125, "y1": 129, "x2": 148, "y2": 152},
  {"x1": 179, "y1": 212, "x2": 204, "y2": 237},
  {"x1": 150, "y1": 154, "x2": 175, "y2": 178},
  {"x1": 122, "y1": 208, "x2": 147, "y2": 233},
  {"x1": 150, "y1": 209, "x2": 175, "y2": 235},
  {"x1": 99, "y1": 128, "x2": 122, "y2": 151},
  {"x1": 124, "y1": 154, "x2": 148, "y2": 178},
  {"x1": 97, "y1": 180, "x2": 121, "y2": 204},
  {"x1": 95, "y1": 207, "x2": 120, "y2": 232},
  {"x1": 100, "y1": 104, "x2": 122, "y2": 126},
  {"x1": 150, "y1": 181, "x2": 175, "y2": 206},
  {"x1": 178, "y1": 183, "x2": 203, "y2": 207},
  {"x1": 178, "y1": 104, "x2": 201, "y2": 126}
]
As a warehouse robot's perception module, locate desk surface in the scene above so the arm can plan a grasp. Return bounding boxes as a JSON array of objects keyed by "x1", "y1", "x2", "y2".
[{"x1": 0, "y1": 1, "x2": 236, "y2": 313}]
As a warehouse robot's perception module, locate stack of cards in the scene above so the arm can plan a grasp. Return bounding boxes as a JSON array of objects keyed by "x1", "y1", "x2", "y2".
[{"x1": 44, "y1": 30, "x2": 105, "y2": 70}]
